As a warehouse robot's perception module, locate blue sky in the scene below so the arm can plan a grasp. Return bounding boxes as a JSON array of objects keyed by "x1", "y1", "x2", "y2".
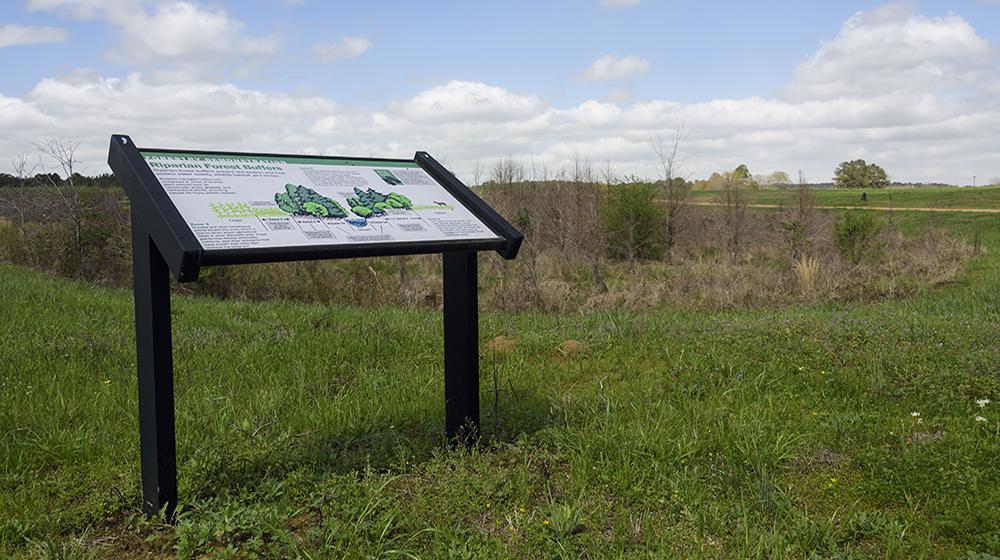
[{"x1": 1, "y1": 0, "x2": 998, "y2": 183}]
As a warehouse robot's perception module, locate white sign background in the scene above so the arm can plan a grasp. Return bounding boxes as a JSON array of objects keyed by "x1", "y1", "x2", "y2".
[{"x1": 141, "y1": 151, "x2": 499, "y2": 251}]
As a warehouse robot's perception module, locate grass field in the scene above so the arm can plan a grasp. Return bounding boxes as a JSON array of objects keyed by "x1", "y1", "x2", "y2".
[
  {"x1": 689, "y1": 185, "x2": 1000, "y2": 211},
  {"x1": 2, "y1": 202, "x2": 1000, "y2": 558}
]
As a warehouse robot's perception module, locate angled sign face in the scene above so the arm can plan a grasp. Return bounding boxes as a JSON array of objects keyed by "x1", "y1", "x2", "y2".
[{"x1": 139, "y1": 150, "x2": 501, "y2": 252}]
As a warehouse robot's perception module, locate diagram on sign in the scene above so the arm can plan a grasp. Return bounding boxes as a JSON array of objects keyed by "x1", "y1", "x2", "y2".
[
  {"x1": 272, "y1": 182, "x2": 416, "y2": 234},
  {"x1": 274, "y1": 184, "x2": 348, "y2": 218}
]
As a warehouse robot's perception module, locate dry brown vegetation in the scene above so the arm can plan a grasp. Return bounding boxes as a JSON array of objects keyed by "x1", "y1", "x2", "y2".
[
  {"x1": 473, "y1": 176, "x2": 974, "y2": 312},
  {"x1": 0, "y1": 171, "x2": 975, "y2": 313}
]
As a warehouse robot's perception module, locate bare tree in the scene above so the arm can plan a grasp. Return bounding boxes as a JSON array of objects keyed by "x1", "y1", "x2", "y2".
[
  {"x1": 719, "y1": 173, "x2": 748, "y2": 261},
  {"x1": 587, "y1": 157, "x2": 618, "y2": 293},
  {"x1": 652, "y1": 124, "x2": 691, "y2": 259},
  {"x1": 489, "y1": 156, "x2": 526, "y2": 187},
  {"x1": 34, "y1": 139, "x2": 85, "y2": 272},
  {"x1": 601, "y1": 157, "x2": 616, "y2": 188},
  {"x1": 780, "y1": 170, "x2": 818, "y2": 260},
  {"x1": 472, "y1": 161, "x2": 483, "y2": 187},
  {"x1": 0, "y1": 153, "x2": 40, "y2": 240}
]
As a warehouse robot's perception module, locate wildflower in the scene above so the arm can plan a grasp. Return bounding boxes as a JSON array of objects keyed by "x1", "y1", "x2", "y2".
[
  {"x1": 518, "y1": 506, "x2": 526, "y2": 513},
  {"x1": 103, "y1": 379, "x2": 111, "y2": 385},
  {"x1": 810, "y1": 411, "x2": 818, "y2": 416},
  {"x1": 911, "y1": 411, "x2": 920, "y2": 417},
  {"x1": 975, "y1": 416, "x2": 987, "y2": 423},
  {"x1": 543, "y1": 519, "x2": 550, "y2": 526},
  {"x1": 976, "y1": 398, "x2": 990, "y2": 408}
]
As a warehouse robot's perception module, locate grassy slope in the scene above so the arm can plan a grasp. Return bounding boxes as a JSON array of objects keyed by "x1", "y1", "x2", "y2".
[
  {"x1": 689, "y1": 185, "x2": 1000, "y2": 210},
  {"x1": 1, "y1": 210, "x2": 999, "y2": 558}
]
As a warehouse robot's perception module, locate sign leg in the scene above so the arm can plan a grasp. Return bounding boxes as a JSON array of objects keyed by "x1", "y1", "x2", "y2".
[
  {"x1": 442, "y1": 251, "x2": 479, "y2": 442},
  {"x1": 132, "y1": 217, "x2": 177, "y2": 518}
]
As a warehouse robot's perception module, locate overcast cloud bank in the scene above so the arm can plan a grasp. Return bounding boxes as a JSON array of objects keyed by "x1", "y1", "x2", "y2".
[{"x1": 1, "y1": 3, "x2": 997, "y2": 184}]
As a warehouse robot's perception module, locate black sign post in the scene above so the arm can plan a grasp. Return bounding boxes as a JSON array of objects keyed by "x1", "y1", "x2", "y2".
[
  {"x1": 443, "y1": 251, "x2": 479, "y2": 439},
  {"x1": 131, "y1": 216, "x2": 177, "y2": 516},
  {"x1": 108, "y1": 135, "x2": 522, "y2": 517}
]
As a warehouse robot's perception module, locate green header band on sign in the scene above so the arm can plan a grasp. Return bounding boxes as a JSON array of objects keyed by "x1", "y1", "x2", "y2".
[{"x1": 139, "y1": 150, "x2": 420, "y2": 168}]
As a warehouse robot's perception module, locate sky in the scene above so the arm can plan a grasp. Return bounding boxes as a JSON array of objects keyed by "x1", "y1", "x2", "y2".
[{"x1": 0, "y1": 0, "x2": 998, "y2": 184}]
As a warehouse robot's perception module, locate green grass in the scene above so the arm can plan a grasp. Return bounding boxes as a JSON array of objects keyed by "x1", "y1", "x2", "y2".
[
  {"x1": 689, "y1": 185, "x2": 1000, "y2": 210},
  {"x1": 2, "y1": 207, "x2": 1000, "y2": 558}
]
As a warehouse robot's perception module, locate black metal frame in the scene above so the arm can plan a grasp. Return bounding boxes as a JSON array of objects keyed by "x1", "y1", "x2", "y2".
[{"x1": 107, "y1": 134, "x2": 522, "y2": 518}]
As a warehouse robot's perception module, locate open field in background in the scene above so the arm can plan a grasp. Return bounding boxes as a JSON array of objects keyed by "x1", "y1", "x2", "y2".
[
  {"x1": 689, "y1": 186, "x2": 1000, "y2": 211},
  {"x1": 1, "y1": 189, "x2": 1000, "y2": 558}
]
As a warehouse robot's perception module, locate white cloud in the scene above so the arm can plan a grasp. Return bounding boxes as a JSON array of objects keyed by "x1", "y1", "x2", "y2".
[
  {"x1": 392, "y1": 80, "x2": 546, "y2": 123},
  {"x1": 0, "y1": 24, "x2": 68, "y2": 48},
  {"x1": 1, "y1": 6, "x2": 998, "y2": 185},
  {"x1": 600, "y1": 0, "x2": 642, "y2": 7},
  {"x1": 785, "y1": 5, "x2": 996, "y2": 100},
  {"x1": 581, "y1": 54, "x2": 650, "y2": 82},
  {"x1": 28, "y1": 0, "x2": 280, "y2": 77},
  {"x1": 312, "y1": 36, "x2": 372, "y2": 62}
]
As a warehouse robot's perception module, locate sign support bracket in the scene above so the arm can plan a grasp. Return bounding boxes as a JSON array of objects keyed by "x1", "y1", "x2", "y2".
[{"x1": 132, "y1": 211, "x2": 179, "y2": 518}]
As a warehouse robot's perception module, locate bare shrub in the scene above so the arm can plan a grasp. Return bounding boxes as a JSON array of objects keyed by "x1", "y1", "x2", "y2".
[
  {"x1": 0, "y1": 154, "x2": 39, "y2": 242},
  {"x1": 34, "y1": 140, "x2": 87, "y2": 274},
  {"x1": 780, "y1": 179, "x2": 820, "y2": 260},
  {"x1": 489, "y1": 156, "x2": 526, "y2": 187},
  {"x1": 718, "y1": 174, "x2": 748, "y2": 260},
  {"x1": 652, "y1": 126, "x2": 691, "y2": 258}
]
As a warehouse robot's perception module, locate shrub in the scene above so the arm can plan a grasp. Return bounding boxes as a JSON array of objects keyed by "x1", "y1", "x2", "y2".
[
  {"x1": 600, "y1": 182, "x2": 665, "y2": 260},
  {"x1": 834, "y1": 212, "x2": 883, "y2": 264}
]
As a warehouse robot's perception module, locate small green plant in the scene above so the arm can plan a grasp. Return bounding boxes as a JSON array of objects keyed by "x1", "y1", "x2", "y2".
[
  {"x1": 834, "y1": 211, "x2": 883, "y2": 264},
  {"x1": 786, "y1": 515, "x2": 839, "y2": 556},
  {"x1": 544, "y1": 501, "x2": 586, "y2": 539}
]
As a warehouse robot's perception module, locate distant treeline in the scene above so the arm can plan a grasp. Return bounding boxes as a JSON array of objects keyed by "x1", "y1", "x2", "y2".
[
  {"x1": 0, "y1": 172, "x2": 118, "y2": 189},
  {"x1": 0, "y1": 171, "x2": 980, "y2": 191},
  {"x1": 773, "y1": 182, "x2": 966, "y2": 190}
]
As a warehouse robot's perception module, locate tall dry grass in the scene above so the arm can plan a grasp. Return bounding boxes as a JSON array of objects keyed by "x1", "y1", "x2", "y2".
[
  {"x1": 0, "y1": 182, "x2": 978, "y2": 313},
  {"x1": 793, "y1": 257, "x2": 820, "y2": 296}
]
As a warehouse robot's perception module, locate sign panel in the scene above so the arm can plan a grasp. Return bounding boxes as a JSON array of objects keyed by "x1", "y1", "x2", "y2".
[{"x1": 140, "y1": 150, "x2": 500, "y2": 251}]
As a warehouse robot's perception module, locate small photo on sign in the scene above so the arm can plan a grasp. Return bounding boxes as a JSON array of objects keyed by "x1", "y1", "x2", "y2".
[{"x1": 375, "y1": 169, "x2": 403, "y2": 186}]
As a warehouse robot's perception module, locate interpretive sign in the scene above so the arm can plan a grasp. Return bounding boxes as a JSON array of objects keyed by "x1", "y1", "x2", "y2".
[
  {"x1": 140, "y1": 150, "x2": 500, "y2": 251},
  {"x1": 108, "y1": 135, "x2": 522, "y2": 518}
]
